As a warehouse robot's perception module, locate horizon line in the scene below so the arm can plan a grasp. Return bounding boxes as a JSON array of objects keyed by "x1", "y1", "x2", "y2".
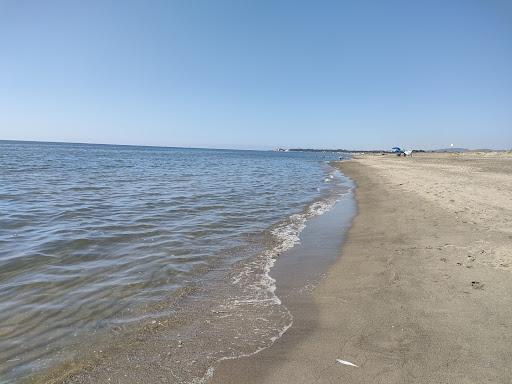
[{"x1": 0, "y1": 139, "x2": 508, "y2": 152}]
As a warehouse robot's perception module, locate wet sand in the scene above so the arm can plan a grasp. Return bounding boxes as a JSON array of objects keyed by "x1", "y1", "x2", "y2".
[
  {"x1": 210, "y1": 153, "x2": 512, "y2": 383},
  {"x1": 31, "y1": 172, "x2": 354, "y2": 384}
]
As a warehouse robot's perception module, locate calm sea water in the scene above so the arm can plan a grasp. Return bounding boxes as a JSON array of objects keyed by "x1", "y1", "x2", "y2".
[{"x1": 0, "y1": 141, "x2": 349, "y2": 382}]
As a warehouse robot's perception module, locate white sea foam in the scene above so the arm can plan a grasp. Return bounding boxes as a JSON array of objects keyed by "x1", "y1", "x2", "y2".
[
  {"x1": 202, "y1": 175, "x2": 347, "y2": 383},
  {"x1": 192, "y1": 316, "x2": 294, "y2": 384},
  {"x1": 229, "y1": 194, "x2": 339, "y2": 306}
]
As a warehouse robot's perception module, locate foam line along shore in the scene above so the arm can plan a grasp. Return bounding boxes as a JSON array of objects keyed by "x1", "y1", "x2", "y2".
[
  {"x1": 0, "y1": 141, "x2": 355, "y2": 383},
  {"x1": 208, "y1": 152, "x2": 512, "y2": 384}
]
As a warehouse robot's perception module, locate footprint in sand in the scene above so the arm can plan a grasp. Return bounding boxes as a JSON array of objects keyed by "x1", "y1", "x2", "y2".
[{"x1": 471, "y1": 281, "x2": 484, "y2": 290}]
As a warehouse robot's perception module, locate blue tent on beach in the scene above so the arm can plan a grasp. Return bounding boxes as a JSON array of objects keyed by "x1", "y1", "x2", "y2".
[{"x1": 392, "y1": 147, "x2": 409, "y2": 156}]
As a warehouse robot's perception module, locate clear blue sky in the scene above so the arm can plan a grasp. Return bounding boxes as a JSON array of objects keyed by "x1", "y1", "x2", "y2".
[{"x1": 1, "y1": 0, "x2": 511, "y2": 150}]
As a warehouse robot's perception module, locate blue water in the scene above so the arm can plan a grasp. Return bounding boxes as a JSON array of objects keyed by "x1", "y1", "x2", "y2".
[{"x1": 0, "y1": 141, "x2": 348, "y2": 382}]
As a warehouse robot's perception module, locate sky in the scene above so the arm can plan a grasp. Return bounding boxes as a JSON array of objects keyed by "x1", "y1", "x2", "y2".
[{"x1": 0, "y1": 0, "x2": 511, "y2": 150}]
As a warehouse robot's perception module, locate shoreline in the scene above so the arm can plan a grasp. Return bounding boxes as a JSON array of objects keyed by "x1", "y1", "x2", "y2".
[
  {"x1": 210, "y1": 154, "x2": 512, "y2": 383},
  {"x1": 23, "y1": 163, "x2": 353, "y2": 384}
]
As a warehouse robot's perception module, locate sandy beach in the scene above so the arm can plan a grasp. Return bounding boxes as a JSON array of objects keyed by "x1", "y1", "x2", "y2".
[
  {"x1": 4, "y1": 2, "x2": 511, "y2": 383},
  {"x1": 210, "y1": 153, "x2": 512, "y2": 383}
]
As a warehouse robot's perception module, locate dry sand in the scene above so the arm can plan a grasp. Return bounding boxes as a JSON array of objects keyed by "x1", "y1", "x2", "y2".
[{"x1": 210, "y1": 153, "x2": 512, "y2": 383}]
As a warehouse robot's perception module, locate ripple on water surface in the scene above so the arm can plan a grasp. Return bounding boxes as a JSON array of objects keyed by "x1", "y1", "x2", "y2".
[{"x1": 0, "y1": 141, "x2": 350, "y2": 382}]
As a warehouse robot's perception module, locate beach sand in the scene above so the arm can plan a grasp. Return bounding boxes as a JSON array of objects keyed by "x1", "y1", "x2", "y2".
[{"x1": 210, "y1": 153, "x2": 512, "y2": 383}]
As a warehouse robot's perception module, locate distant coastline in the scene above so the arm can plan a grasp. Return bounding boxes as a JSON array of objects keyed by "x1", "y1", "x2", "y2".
[{"x1": 279, "y1": 147, "x2": 511, "y2": 153}]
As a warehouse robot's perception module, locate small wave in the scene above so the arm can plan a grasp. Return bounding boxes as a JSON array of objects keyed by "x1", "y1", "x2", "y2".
[
  {"x1": 1, "y1": 142, "x2": 350, "y2": 383},
  {"x1": 207, "y1": 173, "x2": 348, "y2": 383}
]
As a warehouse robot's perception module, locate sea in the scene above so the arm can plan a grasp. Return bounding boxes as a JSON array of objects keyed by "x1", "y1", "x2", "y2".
[{"x1": 0, "y1": 141, "x2": 353, "y2": 383}]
